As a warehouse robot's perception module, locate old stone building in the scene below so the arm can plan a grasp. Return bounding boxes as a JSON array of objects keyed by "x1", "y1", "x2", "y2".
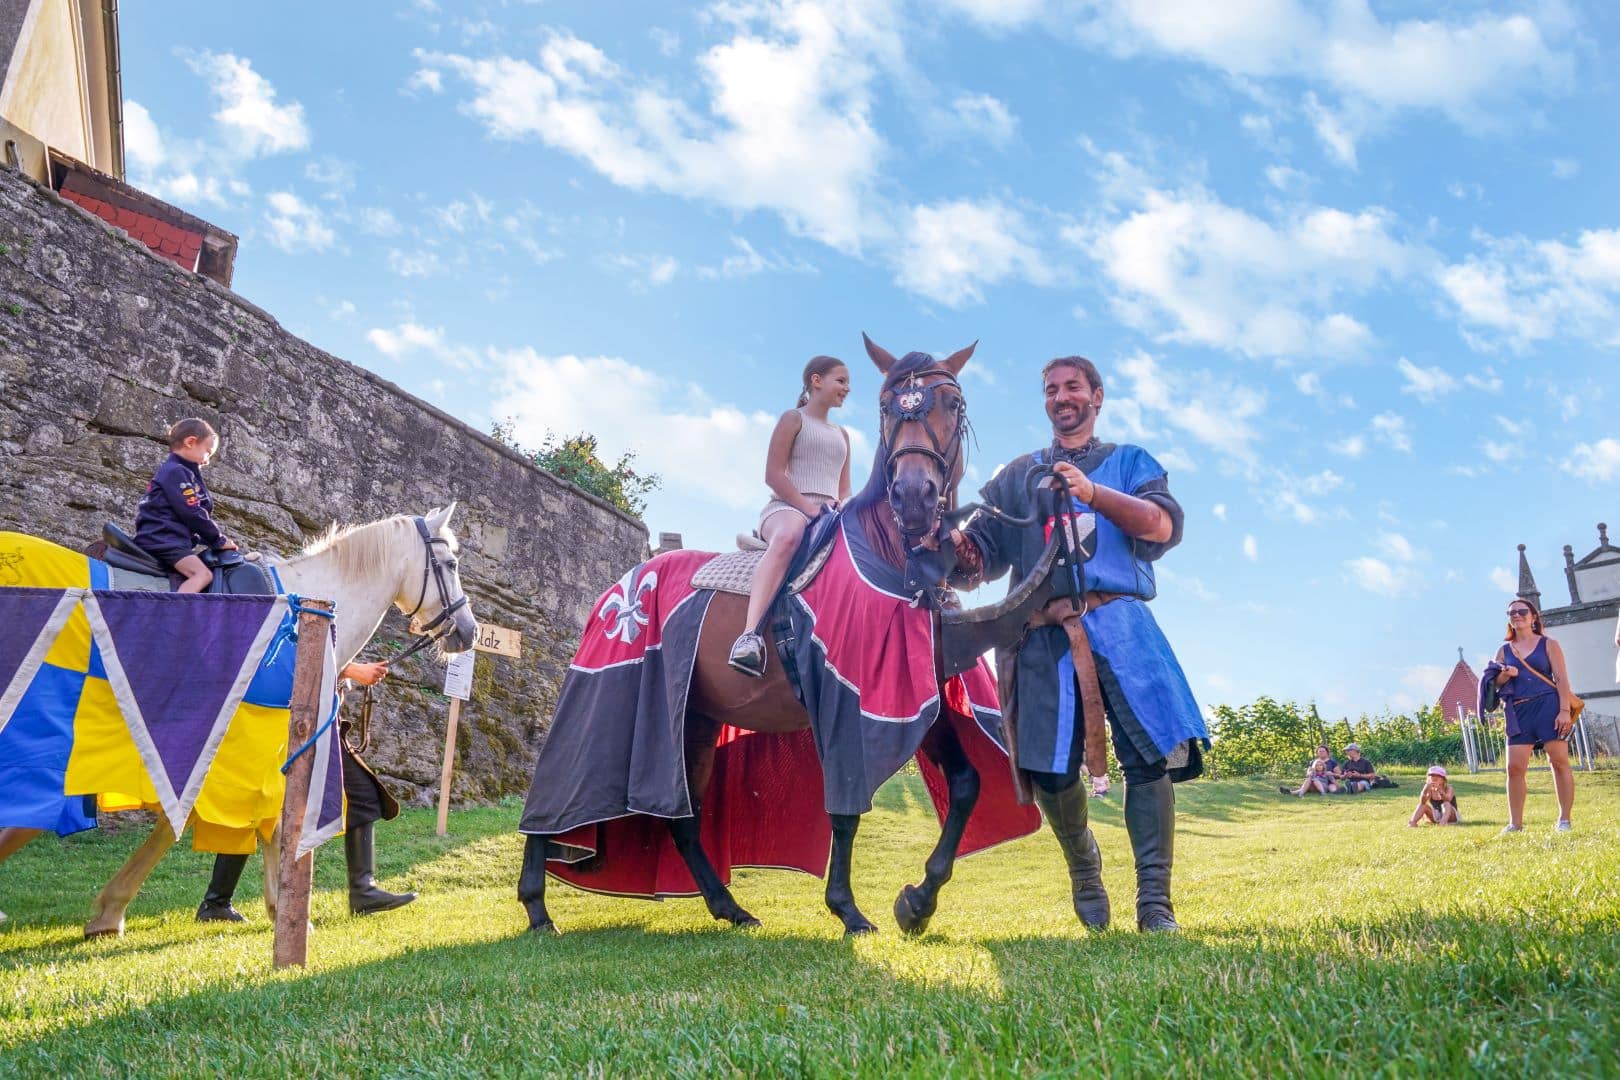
[
  {"x1": 0, "y1": 159, "x2": 650, "y2": 805},
  {"x1": 1517, "y1": 528, "x2": 1620, "y2": 714}
]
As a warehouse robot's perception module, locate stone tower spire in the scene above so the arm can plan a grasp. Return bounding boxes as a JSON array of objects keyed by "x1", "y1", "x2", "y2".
[{"x1": 1516, "y1": 544, "x2": 1541, "y2": 608}]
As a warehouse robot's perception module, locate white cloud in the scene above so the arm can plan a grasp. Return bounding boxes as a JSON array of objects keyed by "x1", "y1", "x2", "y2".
[
  {"x1": 1563, "y1": 438, "x2": 1620, "y2": 484},
  {"x1": 1242, "y1": 534, "x2": 1258, "y2": 562},
  {"x1": 406, "y1": 68, "x2": 444, "y2": 94},
  {"x1": 123, "y1": 101, "x2": 165, "y2": 169},
  {"x1": 1346, "y1": 555, "x2": 1409, "y2": 597},
  {"x1": 1489, "y1": 566, "x2": 1517, "y2": 594},
  {"x1": 1270, "y1": 468, "x2": 1346, "y2": 525},
  {"x1": 895, "y1": 198, "x2": 1053, "y2": 307},
  {"x1": 1396, "y1": 357, "x2": 1459, "y2": 403},
  {"x1": 387, "y1": 248, "x2": 443, "y2": 277},
  {"x1": 1070, "y1": 181, "x2": 1410, "y2": 359},
  {"x1": 1212, "y1": 503, "x2": 1227, "y2": 521},
  {"x1": 1112, "y1": 351, "x2": 1266, "y2": 462},
  {"x1": 695, "y1": 236, "x2": 817, "y2": 280},
  {"x1": 189, "y1": 51, "x2": 310, "y2": 157},
  {"x1": 492, "y1": 349, "x2": 841, "y2": 509},
  {"x1": 1551, "y1": 158, "x2": 1579, "y2": 179},
  {"x1": 1375, "y1": 532, "x2": 1417, "y2": 563},
  {"x1": 1440, "y1": 228, "x2": 1620, "y2": 351},
  {"x1": 1464, "y1": 367, "x2": 1503, "y2": 393},
  {"x1": 357, "y1": 207, "x2": 403, "y2": 237},
  {"x1": 1479, "y1": 440, "x2": 1513, "y2": 464},
  {"x1": 951, "y1": 92, "x2": 1018, "y2": 146},
  {"x1": 417, "y1": 8, "x2": 899, "y2": 254},
  {"x1": 1330, "y1": 434, "x2": 1366, "y2": 458},
  {"x1": 1370, "y1": 411, "x2": 1411, "y2": 453},
  {"x1": 602, "y1": 252, "x2": 682, "y2": 289},
  {"x1": 367, "y1": 322, "x2": 448, "y2": 358},
  {"x1": 263, "y1": 191, "x2": 334, "y2": 253}
]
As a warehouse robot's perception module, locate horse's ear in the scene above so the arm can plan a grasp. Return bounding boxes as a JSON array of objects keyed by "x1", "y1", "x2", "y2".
[
  {"x1": 426, "y1": 502, "x2": 457, "y2": 531},
  {"x1": 863, "y1": 332, "x2": 897, "y2": 375},
  {"x1": 941, "y1": 341, "x2": 977, "y2": 376}
]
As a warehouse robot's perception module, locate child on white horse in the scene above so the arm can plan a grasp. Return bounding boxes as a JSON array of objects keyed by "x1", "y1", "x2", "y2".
[
  {"x1": 729, "y1": 356, "x2": 852, "y2": 677},
  {"x1": 133, "y1": 418, "x2": 237, "y2": 593}
]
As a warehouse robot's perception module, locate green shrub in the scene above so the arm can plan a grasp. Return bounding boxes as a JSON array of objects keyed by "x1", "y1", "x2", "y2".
[{"x1": 490, "y1": 419, "x2": 660, "y2": 518}]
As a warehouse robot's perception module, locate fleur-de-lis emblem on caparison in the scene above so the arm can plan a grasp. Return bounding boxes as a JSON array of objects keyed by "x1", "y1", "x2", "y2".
[{"x1": 599, "y1": 566, "x2": 658, "y2": 644}]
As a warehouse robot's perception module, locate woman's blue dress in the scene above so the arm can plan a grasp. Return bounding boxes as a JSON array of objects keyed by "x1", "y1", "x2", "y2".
[{"x1": 1489, "y1": 638, "x2": 1564, "y2": 748}]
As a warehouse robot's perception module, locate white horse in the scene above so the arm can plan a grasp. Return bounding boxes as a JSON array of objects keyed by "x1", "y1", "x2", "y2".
[{"x1": 0, "y1": 504, "x2": 478, "y2": 937}]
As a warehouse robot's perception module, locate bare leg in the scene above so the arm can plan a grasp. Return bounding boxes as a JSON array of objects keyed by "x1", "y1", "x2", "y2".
[
  {"x1": 1546, "y1": 740, "x2": 1575, "y2": 824},
  {"x1": 894, "y1": 723, "x2": 981, "y2": 935},
  {"x1": 824, "y1": 813, "x2": 875, "y2": 935},
  {"x1": 85, "y1": 819, "x2": 177, "y2": 938},
  {"x1": 1506, "y1": 745, "x2": 1532, "y2": 828},
  {"x1": 743, "y1": 513, "x2": 808, "y2": 634},
  {"x1": 173, "y1": 554, "x2": 213, "y2": 595}
]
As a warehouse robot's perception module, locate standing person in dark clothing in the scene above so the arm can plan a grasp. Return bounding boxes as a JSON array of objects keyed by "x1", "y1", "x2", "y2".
[
  {"x1": 949, "y1": 356, "x2": 1207, "y2": 933},
  {"x1": 134, "y1": 418, "x2": 236, "y2": 592},
  {"x1": 196, "y1": 661, "x2": 415, "y2": 922}
]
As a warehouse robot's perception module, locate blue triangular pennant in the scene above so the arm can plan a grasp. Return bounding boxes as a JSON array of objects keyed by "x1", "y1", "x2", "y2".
[{"x1": 0, "y1": 588, "x2": 81, "y2": 736}]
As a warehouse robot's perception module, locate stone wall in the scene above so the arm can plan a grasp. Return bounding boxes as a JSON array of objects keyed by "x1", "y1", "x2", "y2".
[{"x1": 0, "y1": 164, "x2": 649, "y2": 805}]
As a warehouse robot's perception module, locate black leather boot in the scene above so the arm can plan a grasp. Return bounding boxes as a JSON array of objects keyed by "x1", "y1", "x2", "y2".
[
  {"x1": 1033, "y1": 780, "x2": 1111, "y2": 930},
  {"x1": 345, "y1": 823, "x2": 415, "y2": 915},
  {"x1": 196, "y1": 853, "x2": 250, "y2": 922},
  {"x1": 1124, "y1": 776, "x2": 1179, "y2": 932}
]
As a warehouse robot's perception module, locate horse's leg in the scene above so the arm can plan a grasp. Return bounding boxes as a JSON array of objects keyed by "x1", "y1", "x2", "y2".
[
  {"x1": 0, "y1": 828, "x2": 43, "y2": 925},
  {"x1": 825, "y1": 813, "x2": 876, "y2": 936},
  {"x1": 85, "y1": 819, "x2": 178, "y2": 938},
  {"x1": 517, "y1": 832, "x2": 558, "y2": 934},
  {"x1": 665, "y1": 714, "x2": 759, "y2": 927},
  {"x1": 0, "y1": 827, "x2": 43, "y2": 864},
  {"x1": 894, "y1": 720, "x2": 980, "y2": 936}
]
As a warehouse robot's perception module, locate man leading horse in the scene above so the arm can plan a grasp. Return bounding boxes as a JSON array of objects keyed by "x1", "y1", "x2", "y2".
[{"x1": 949, "y1": 355, "x2": 1207, "y2": 933}]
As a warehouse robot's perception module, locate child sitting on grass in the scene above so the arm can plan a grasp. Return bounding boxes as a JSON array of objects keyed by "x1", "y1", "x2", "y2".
[
  {"x1": 1408, "y1": 766, "x2": 1460, "y2": 827},
  {"x1": 133, "y1": 418, "x2": 236, "y2": 593}
]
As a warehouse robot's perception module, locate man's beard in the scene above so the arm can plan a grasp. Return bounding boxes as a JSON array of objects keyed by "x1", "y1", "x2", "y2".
[{"x1": 1048, "y1": 400, "x2": 1093, "y2": 434}]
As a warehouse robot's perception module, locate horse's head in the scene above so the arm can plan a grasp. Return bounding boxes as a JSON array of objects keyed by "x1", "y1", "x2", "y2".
[
  {"x1": 862, "y1": 333, "x2": 976, "y2": 540},
  {"x1": 396, "y1": 503, "x2": 478, "y2": 654}
]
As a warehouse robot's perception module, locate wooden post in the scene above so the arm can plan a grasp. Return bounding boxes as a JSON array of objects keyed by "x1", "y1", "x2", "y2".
[
  {"x1": 436, "y1": 698, "x2": 461, "y2": 837},
  {"x1": 274, "y1": 598, "x2": 333, "y2": 970}
]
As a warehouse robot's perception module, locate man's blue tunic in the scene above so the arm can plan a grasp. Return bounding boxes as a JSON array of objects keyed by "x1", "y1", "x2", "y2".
[{"x1": 963, "y1": 441, "x2": 1207, "y2": 777}]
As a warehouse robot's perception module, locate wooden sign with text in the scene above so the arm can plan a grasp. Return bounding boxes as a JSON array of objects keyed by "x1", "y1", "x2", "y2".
[{"x1": 473, "y1": 623, "x2": 522, "y2": 658}]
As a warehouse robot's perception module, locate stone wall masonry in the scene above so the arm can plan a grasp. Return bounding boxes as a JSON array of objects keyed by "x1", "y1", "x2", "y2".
[{"x1": 0, "y1": 164, "x2": 649, "y2": 805}]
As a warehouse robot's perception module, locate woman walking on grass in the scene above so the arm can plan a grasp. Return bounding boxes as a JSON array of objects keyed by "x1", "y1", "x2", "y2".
[{"x1": 1483, "y1": 598, "x2": 1576, "y2": 834}]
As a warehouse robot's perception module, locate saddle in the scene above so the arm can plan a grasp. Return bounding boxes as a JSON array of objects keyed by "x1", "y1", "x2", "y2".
[
  {"x1": 694, "y1": 508, "x2": 842, "y2": 597},
  {"x1": 92, "y1": 523, "x2": 276, "y2": 596}
]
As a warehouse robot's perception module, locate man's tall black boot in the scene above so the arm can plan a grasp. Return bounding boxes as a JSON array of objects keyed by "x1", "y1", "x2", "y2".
[
  {"x1": 1124, "y1": 775, "x2": 1179, "y2": 932},
  {"x1": 1033, "y1": 780, "x2": 1111, "y2": 930},
  {"x1": 345, "y1": 823, "x2": 415, "y2": 915},
  {"x1": 196, "y1": 853, "x2": 250, "y2": 922}
]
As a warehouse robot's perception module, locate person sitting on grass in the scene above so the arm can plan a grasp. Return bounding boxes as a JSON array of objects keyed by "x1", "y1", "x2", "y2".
[
  {"x1": 1281, "y1": 744, "x2": 1339, "y2": 796},
  {"x1": 1408, "y1": 766, "x2": 1460, "y2": 826},
  {"x1": 1337, "y1": 743, "x2": 1377, "y2": 794}
]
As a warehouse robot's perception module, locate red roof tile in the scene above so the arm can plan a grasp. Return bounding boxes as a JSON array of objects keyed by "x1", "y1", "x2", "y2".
[{"x1": 1436, "y1": 658, "x2": 1480, "y2": 722}]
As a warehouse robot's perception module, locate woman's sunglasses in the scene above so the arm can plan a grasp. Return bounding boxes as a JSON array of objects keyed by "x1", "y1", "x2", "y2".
[{"x1": 1507, "y1": 608, "x2": 1533, "y2": 618}]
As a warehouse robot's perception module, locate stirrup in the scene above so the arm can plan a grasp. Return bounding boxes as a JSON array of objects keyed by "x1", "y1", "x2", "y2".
[{"x1": 728, "y1": 631, "x2": 767, "y2": 678}]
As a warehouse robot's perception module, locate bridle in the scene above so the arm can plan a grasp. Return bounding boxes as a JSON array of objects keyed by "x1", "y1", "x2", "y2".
[
  {"x1": 878, "y1": 366, "x2": 969, "y2": 540},
  {"x1": 391, "y1": 516, "x2": 470, "y2": 663}
]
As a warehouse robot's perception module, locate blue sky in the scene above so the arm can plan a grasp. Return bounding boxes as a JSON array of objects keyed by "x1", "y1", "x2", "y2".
[{"x1": 119, "y1": 1, "x2": 1617, "y2": 719}]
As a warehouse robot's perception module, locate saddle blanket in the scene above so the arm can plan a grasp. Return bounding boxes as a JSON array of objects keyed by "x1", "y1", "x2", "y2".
[
  {"x1": 0, "y1": 532, "x2": 344, "y2": 856},
  {"x1": 518, "y1": 512, "x2": 1039, "y2": 900}
]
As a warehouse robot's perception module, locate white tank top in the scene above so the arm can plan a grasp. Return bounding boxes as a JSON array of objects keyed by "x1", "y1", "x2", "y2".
[{"x1": 784, "y1": 409, "x2": 847, "y2": 497}]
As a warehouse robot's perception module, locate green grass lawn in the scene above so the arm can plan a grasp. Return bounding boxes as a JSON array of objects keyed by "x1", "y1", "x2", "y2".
[{"x1": 2, "y1": 767, "x2": 1617, "y2": 1078}]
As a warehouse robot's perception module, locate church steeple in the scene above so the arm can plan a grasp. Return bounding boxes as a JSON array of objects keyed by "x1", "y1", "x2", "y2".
[{"x1": 1516, "y1": 544, "x2": 1541, "y2": 608}]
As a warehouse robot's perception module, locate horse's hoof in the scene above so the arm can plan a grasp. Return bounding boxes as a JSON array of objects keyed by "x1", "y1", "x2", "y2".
[
  {"x1": 529, "y1": 920, "x2": 560, "y2": 936},
  {"x1": 893, "y1": 884, "x2": 933, "y2": 936},
  {"x1": 84, "y1": 925, "x2": 123, "y2": 940},
  {"x1": 843, "y1": 920, "x2": 877, "y2": 938},
  {"x1": 732, "y1": 915, "x2": 763, "y2": 929}
]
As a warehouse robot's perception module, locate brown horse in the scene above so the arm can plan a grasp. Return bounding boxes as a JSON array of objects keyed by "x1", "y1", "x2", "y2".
[{"x1": 518, "y1": 336, "x2": 991, "y2": 936}]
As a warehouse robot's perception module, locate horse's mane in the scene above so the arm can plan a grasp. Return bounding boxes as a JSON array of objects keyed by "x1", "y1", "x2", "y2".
[
  {"x1": 848, "y1": 351, "x2": 953, "y2": 569},
  {"x1": 288, "y1": 514, "x2": 455, "y2": 577}
]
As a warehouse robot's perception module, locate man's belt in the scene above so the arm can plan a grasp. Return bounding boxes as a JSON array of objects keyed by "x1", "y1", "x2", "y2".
[{"x1": 1028, "y1": 592, "x2": 1129, "y2": 780}]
